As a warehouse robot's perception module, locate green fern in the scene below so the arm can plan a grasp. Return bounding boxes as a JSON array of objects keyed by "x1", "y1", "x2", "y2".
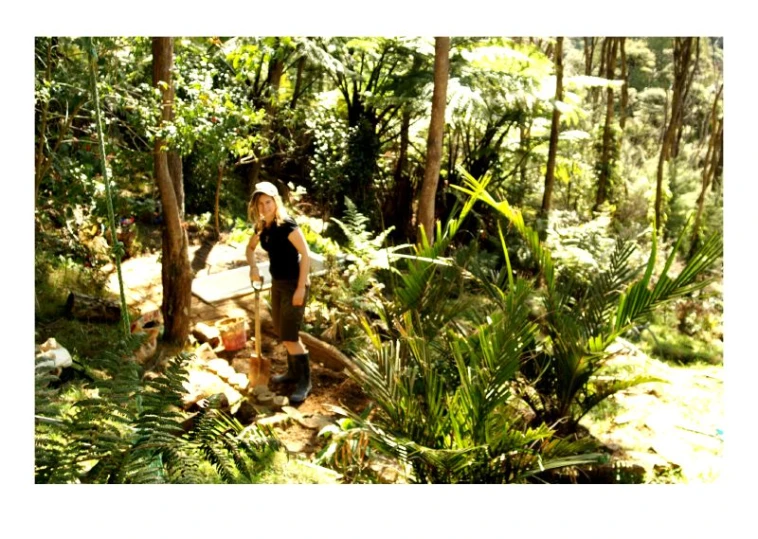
[{"x1": 35, "y1": 346, "x2": 280, "y2": 484}]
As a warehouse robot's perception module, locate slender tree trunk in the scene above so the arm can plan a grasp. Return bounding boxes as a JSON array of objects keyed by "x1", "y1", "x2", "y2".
[
  {"x1": 655, "y1": 37, "x2": 699, "y2": 231},
  {"x1": 388, "y1": 105, "x2": 413, "y2": 242},
  {"x1": 619, "y1": 38, "x2": 629, "y2": 130},
  {"x1": 592, "y1": 38, "x2": 609, "y2": 108},
  {"x1": 152, "y1": 37, "x2": 192, "y2": 345},
  {"x1": 594, "y1": 38, "x2": 619, "y2": 211},
  {"x1": 214, "y1": 162, "x2": 223, "y2": 237},
  {"x1": 541, "y1": 37, "x2": 564, "y2": 217},
  {"x1": 513, "y1": 123, "x2": 531, "y2": 206},
  {"x1": 248, "y1": 43, "x2": 285, "y2": 193},
  {"x1": 689, "y1": 84, "x2": 722, "y2": 259},
  {"x1": 290, "y1": 55, "x2": 306, "y2": 109},
  {"x1": 168, "y1": 153, "x2": 184, "y2": 219},
  {"x1": 416, "y1": 37, "x2": 450, "y2": 244},
  {"x1": 583, "y1": 37, "x2": 597, "y2": 76}
]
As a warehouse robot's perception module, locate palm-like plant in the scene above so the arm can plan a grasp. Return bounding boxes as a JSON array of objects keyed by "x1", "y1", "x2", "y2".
[
  {"x1": 455, "y1": 172, "x2": 723, "y2": 434},
  {"x1": 338, "y1": 305, "x2": 603, "y2": 483},
  {"x1": 326, "y1": 185, "x2": 604, "y2": 483}
]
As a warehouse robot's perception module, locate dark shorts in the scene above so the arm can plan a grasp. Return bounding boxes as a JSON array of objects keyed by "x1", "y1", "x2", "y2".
[{"x1": 270, "y1": 280, "x2": 309, "y2": 342}]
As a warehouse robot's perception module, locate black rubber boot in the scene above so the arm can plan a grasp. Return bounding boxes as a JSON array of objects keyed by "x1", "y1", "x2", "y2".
[
  {"x1": 289, "y1": 353, "x2": 312, "y2": 404},
  {"x1": 271, "y1": 353, "x2": 296, "y2": 384}
]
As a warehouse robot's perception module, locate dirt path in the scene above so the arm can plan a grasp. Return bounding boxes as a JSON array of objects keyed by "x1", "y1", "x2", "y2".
[{"x1": 583, "y1": 340, "x2": 724, "y2": 482}]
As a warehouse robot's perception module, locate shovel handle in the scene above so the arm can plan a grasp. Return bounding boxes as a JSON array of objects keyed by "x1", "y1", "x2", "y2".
[{"x1": 252, "y1": 280, "x2": 262, "y2": 360}]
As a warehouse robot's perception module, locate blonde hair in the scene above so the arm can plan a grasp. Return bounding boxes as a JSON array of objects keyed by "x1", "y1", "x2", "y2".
[{"x1": 248, "y1": 191, "x2": 290, "y2": 233}]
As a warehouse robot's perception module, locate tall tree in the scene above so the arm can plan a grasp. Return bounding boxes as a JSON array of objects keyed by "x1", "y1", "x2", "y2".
[
  {"x1": 387, "y1": 103, "x2": 415, "y2": 243},
  {"x1": 247, "y1": 38, "x2": 286, "y2": 193},
  {"x1": 152, "y1": 37, "x2": 192, "y2": 344},
  {"x1": 619, "y1": 37, "x2": 629, "y2": 129},
  {"x1": 417, "y1": 37, "x2": 450, "y2": 244},
  {"x1": 593, "y1": 37, "x2": 619, "y2": 211},
  {"x1": 541, "y1": 37, "x2": 564, "y2": 217},
  {"x1": 689, "y1": 83, "x2": 722, "y2": 259},
  {"x1": 583, "y1": 37, "x2": 598, "y2": 76},
  {"x1": 654, "y1": 37, "x2": 699, "y2": 231}
]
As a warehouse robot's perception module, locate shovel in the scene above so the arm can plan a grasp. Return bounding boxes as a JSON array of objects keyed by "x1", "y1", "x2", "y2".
[{"x1": 249, "y1": 279, "x2": 270, "y2": 388}]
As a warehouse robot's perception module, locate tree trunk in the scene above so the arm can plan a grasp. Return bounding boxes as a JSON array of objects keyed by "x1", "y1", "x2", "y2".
[
  {"x1": 388, "y1": 105, "x2": 414, "y2": 243},
  {"x1": 583, "y1": 37, "x2": 597, "y2": 76},
  {"x1": 541, "y1": 37, "x2": 564, "y2": 217},
  {"x1": 248, "y1": 43, "x2": 285, "y2": 194},
  {"x1": 593, "y1": 38, "x2": 619, "y2": 211},
  {"x1": 290, "y1": 55, "x2": 306, "y2": 109},
  {"x1": 214, "y1": 162, "x2": 223, "y2": 237},
  {"x1": 619, "y1": 38, "x2": 629, "y2": 130},
  {"x1": 152, "y1": 37, "x2": 192, "y2": 345},
  {"x1": 65, "y1": 292, "x2": 122, "y2": 323},
  {"x1": 654, "y1": 37, "x2": 699, "y2": 231},
  {"x1": 592, "y1": 38, "x2": 609, "y2": 108},
  {"x1": 513, "y1": 123, "x2": 531, "y2": 206},
  {"x1": 689, "y1": 84, "x2": 722, "y2": 259},
  {"x1": 299, "y1": 331, "x2": 355, "y2": 373},
  {"x1": 416, "y1": 37, "x2": 450, "y2": 244}
]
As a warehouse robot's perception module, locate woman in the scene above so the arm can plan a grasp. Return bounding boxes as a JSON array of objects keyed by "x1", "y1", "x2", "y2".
[{"x1": 246, "y1": 181, "x2": 312, "y2": 404}]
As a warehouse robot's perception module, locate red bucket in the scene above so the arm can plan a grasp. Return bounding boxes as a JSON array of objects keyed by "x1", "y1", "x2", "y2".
[{"x1": 216, "y1": 317, "x2": 247, "y2": 352}]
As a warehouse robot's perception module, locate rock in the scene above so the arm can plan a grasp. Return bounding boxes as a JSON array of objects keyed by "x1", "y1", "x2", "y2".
[
  {"x1": 282, "y1": 406, "x2": 333, "y2": 430},
  {"x1": 194, "y1": 342, "x2": 218, "y2": 361},
  {"x1": 206, "y1": 358, "x2": 235, "y2": 379},
  {"x1": 35, "y1": 338, "x2": 73, "y2": 373},
  {"x1": 256, "y1": 413, "x2": 291, "y2": 427},
  {"x1": 228, "y1": 372, "x2": 249, "y2": 390},
  {"x1": 234, "y1": 400, "x2": 257, "y2": 424},
  {"x1": 193, "y1": 322, "x2": 221, "y2": 347},
  {"x1": 256, "y1": 391, "x2": 274, "y2": 404},
  {"x1": 272, "y1": 395, "x2": 289, "y2": 408},
  {"x1": 252, "y1": 384, "x2": 270, "y2": 397}
]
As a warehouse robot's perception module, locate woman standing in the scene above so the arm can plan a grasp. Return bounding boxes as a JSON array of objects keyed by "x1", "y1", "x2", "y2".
[{"x1": 246, "y1": 181, "x2": 312, "y2": 404}]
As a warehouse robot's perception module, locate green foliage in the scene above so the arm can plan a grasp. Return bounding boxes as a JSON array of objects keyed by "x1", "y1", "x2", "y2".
[
  {"x1": 635, "y1": 284, "x2": 723, "y2": 365},
  {"x1": 305, "y1": 198, "x2": 393, "y2": 352},
  {"x1": 343, "y1": 311, "x2": 603, "y2": 483},
  {"x1": 35, "y1": 350, "x2": 281, "y2": 483},
  {"x1": 456, "y1": 172, "x2": 722, "y2": 433},
  {"x1": 316, "y1": 412, "x2": 390, "y2": 483},
  {"x1": 329, "y1": 180, "x2": 605, "y2": 483},
  {"x1": 306, "y1": 106, "x2": 350, "y2": 220}
]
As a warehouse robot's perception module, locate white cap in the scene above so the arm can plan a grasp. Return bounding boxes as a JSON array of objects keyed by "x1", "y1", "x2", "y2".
[{"x1": 253, "y1": 181, "x2": 279, "y2": 198}]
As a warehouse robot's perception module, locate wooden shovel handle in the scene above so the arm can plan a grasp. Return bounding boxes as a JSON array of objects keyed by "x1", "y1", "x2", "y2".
[{"x1": 254, "y1": 285, "x2": 262, "y2": 360}]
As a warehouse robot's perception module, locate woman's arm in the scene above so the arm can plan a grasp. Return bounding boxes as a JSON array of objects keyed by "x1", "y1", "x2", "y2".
[
  {"x1": 288, "y1": 227, "x2": 311, "y2": 306},
  {"x1": 246, "y1": 232, "x2": 261, "y2": 283}
]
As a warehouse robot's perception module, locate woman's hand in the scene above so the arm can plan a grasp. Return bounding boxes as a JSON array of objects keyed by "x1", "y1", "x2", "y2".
[
  {"x1": 250, "y1": 265, "x2": 261, "y2": 284},
  {"x1": 292, "y1": 285, "x2": 306, "y2": 307}
]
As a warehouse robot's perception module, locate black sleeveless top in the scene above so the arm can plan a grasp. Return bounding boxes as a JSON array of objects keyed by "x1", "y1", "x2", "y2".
[{"x1": 259, "y1": 216, "x2": 301, "y2": 281}]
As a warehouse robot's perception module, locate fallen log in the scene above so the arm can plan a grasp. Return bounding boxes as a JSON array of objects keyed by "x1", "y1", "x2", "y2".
[
  {"x1": 65, "y1": 292, "x2": 121, "y2": 323},
  {"x1": 299, "y1": 331, "x2": 355, "y2": 373}
]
